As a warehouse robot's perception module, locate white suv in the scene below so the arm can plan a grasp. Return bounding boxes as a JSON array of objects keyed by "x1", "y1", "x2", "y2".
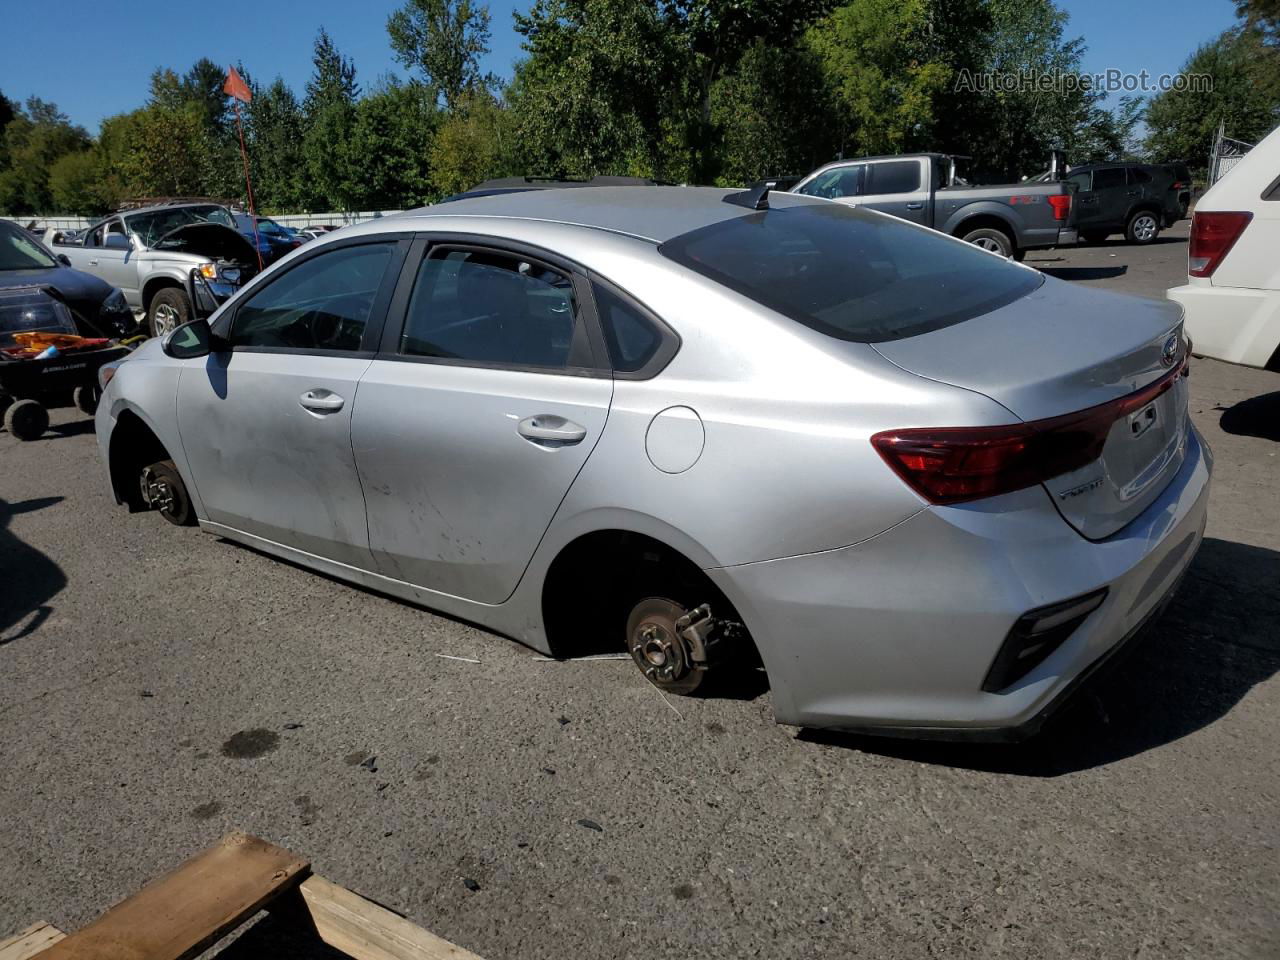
[{"x1": 1168, "y1": 123, "x2": 1280, "y2": 370}]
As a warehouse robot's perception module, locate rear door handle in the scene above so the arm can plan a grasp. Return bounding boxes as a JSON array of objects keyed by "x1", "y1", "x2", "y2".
[
  {"x1": 299, "y1": 389, "x2": 344, "y2": 413},
  {"x1": 905, "y1": 201, "x2": 923, "y2": 210},
  {"x1": 518, "y1": 415, "x2": 587, "y2": 446}
]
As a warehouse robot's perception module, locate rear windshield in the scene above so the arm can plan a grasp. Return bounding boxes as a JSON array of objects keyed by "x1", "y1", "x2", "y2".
[{"x1": 659, "y1": 202, "x2": 1042, "y2": 342}]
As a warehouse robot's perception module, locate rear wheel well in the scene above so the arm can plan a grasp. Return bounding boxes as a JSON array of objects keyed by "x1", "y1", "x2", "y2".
[
  {"x1": 142, "y1": 277, "x2": 184, "y2": 314},
  {"x1": 541, "y1": 530, "x2": 748, "y2": 661},
  {"x1": 108, "y1": 410, "x2": 170, "y2": 511}
]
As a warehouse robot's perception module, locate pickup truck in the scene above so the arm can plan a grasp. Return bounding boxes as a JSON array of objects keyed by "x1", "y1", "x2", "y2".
[
  {"x1": 48, "y1": 202, "x2": 259, "y2": 337},
  {"x1": 791, "y1": 153, "x2": 1077, "y2": 259}
]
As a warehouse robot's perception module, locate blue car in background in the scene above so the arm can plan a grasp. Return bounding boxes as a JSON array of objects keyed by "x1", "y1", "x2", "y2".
[{"x1": 233, "y1": 214, "x2": 303, "y2": 265}]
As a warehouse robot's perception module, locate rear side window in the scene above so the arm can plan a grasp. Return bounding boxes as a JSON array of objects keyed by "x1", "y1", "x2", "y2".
[
  {"x1": 867, "y1": 161, "x2": 920, "y2": 195},
  {"x1": 231, "y1": 242, "x2": 392, "y2": 351},
  {"x1": 401, "y1": 249, "x2": 578, "y2": 369},
  {"x1": 659, "y1": 202, "x2": 1042, "y2": 343},
  {"x1": 592, "y1": 282, "x2": 662, "y2": 373},
  {"x1": 1093, "y1": 168, "x2": 1126, "y2": 190},
  {"x1": 1130, "y1": 168, "x2": 1153, "y2": 184},
  {"x1": 796, "y1": 165, "x2": 863, "y2": 200},
  {"x1": 1066, "y1": 170, "x2": 1092, "y2": 191}
]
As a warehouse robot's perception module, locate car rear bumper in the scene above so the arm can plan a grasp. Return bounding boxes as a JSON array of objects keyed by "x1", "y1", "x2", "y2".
[
  {"x1": 1167, "y1": 282, "x2": 1280, "y2": 369},
  {"x1": 708, "y1": 424, "x2": 1211, "y2": 740}
]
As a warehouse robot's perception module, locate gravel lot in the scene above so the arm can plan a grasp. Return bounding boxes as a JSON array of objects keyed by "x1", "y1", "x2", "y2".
[{"x1": 2, "y1": 223, "x2": 1277, "y2": 959}]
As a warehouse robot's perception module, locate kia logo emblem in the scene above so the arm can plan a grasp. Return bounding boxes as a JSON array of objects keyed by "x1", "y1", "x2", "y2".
[{"x1": 1161, "y1": 335, "x2": 1179, "y2": 367}]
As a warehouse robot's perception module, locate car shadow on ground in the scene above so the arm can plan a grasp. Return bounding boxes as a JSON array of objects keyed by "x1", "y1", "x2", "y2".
[
  {"x1": 1078, "y1": 235, "x2": 1188, "y2": 248},
  {"x1": 797, "y1": 537, "x2": 1279, "y2": 776},
  {"x1": 1219, "y1": 392, "x2": 1280, "y2": 442},
  {"x1": 1039, "y1": 266, "x2": 1129, "y2": 281},
  {"x1": 0, "y1": 496, "x2": 66, "y2": 645}
]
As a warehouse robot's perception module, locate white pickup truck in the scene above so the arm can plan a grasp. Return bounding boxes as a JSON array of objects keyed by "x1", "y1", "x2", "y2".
[{"x1": 49, "y1": 202, "x2": 259, "y2": 337}]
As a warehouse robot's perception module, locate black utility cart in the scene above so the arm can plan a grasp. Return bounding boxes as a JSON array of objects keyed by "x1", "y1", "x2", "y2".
[{"x1": 0, "y1": 286, "x2": 130, "y2": 441}]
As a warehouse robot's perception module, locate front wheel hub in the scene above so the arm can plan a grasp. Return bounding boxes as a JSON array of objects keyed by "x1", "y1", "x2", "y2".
[{"x1": 140, "y1": 466, "x2": 175, "y2": 513}]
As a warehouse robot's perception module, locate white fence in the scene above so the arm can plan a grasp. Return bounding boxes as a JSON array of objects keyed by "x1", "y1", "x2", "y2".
[{"x1": 2, "y1": 210, "x2": 404, "y2": 231}]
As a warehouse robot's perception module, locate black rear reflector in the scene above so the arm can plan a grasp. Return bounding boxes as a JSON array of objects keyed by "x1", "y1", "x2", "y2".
[{"x1": 982, "y1": 588, "x2": 1108, "y2": 692}]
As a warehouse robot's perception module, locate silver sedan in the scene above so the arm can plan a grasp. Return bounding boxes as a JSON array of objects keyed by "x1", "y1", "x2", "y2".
[{"x1": 95, "y1": 186, "x2": 1210, "y2": 740}]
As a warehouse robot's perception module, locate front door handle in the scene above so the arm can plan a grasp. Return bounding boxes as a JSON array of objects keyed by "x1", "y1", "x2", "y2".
[
  {"x1": 518, "y1": 414, "x2": 587, "y2": 446},
  {"x1": 905, "y1": 201, "x2": 923, "y2": 210},
  {"x1": 299, "y1": 389, "x2": 344, "y2": 413}
]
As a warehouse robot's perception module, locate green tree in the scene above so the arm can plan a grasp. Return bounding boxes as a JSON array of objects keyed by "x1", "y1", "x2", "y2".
[
  {"x1": 0, "y1": 98, "x2": 90, "y2": 214},
  {"x1": 303, "y1": 28, "x2": 361, "y2": 210},
  {"x1": 429, "y1": 89, "x2": 511, "y2": 195},
  {"x1": 49, "y1": 149, "x2": 107, "y2": 215},
  {"x1": 245, "y1": 76, "x2": 308, "y2": 211},
  {"x1": 352, "y1": 79, "x2": 440, "y2": 208},
  {"x1": 116, "y1": 104, "x2": 208, "y2": 197},
  {"x1": 710, "y1": 39, "x2": 835, "y2": 183},
  {"x1": 387, "y1": 0, "x2": 494, "y2": 109},
  {"x1": 510, "y1": 0, "x2": 693, "y2": 180},
  {"x1": 1145, "y1": 28, "x2": 1280, "y2": 168}
]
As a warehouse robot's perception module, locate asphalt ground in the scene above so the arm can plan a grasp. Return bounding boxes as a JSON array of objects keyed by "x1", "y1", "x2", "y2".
[{"x1": 2, "y1": 221, "x2": 1277, "y2": 959}]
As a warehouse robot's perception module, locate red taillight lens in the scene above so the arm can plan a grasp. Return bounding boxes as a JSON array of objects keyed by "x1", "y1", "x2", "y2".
[
  {"x1": 1048, "y1": 194, "x2": 1071, "y2": 221},
  {"x1": 1188, "y1": 211, "x2": 1251, "y2": 278},
  {"x1": 872, "y1": 357, "x2": 1187, "y2": 505}
]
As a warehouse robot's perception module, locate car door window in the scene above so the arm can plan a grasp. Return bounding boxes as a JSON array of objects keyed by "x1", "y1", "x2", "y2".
[
  {"x1": 1092, "y1": 168, "x2": 1125, "y2": 190},
  {"x1": 1066, "y1": 170, "x2": 1092, "y2": 191},
  {"x1": 400, "y1": 248, "x2": 579, "y2": 370},
  {"x1": 1130, "y1": 168, "x2": 1152, "y2": 185},
  {"x1": 866, "y1": 160, "x2": 921, "y2": 195},
  {"x1": 797, "y1": 165, "x2": 864, "y2": 199},
  {"x1": 230, "y1": 242, "x2": 394, "y2": 351}
]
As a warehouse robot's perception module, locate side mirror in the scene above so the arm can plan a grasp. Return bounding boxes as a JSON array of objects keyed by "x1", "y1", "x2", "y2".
[
  {"x1": 57, "y1": 254, "x2": 72, "y2": 267},
  {"x1": 162, "y1": 318, "x2": 213, "y2": 359},
  {"x1": 104, "y1": 234, "x2": 131, "y2": 251}
]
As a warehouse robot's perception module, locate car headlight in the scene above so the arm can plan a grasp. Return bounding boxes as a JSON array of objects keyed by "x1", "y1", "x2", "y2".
[
  {"x1": 198, "y1": 262, "x2": 218, "y2": 280},
  {"x1": 101, "y1": 287, "x2": 130, "y2": 314}
]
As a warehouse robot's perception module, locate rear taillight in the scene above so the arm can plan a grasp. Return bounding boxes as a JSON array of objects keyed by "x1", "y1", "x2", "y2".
[
  {"x1": 1048, "y1": 194, "x2": 1071, "y2": 221},
  {"x1": 872, "y1": 356, "x2": 1187, "y2": 505},
  {"x1": 1188, "y1": 211, "x2": 1251, "y2": 278}
]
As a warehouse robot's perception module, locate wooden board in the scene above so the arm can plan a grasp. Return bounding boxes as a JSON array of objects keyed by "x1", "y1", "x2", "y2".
[
  {"x1": 0, "y1": 924, "x2": 65, "y2": 960},
  {"x1": 34, "y1": 833, "x2": 308, "y2": 960},
  {"x1": 293, "y1": 875, "x2": 485, "y2": 960}
]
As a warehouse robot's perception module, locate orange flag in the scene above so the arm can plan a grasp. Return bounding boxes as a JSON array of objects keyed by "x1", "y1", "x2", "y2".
[{"x1": 223, "y1": 66, "x2": 252, "y2": 104}]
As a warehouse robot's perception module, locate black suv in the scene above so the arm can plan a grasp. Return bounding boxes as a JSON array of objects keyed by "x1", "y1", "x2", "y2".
[{"x1": 1064, "y1": 163, "x2": 1181, "y2": 245}]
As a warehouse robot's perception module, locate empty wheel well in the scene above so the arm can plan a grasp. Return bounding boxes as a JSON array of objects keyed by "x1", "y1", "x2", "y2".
[
  {"x1": 953, "y1": 215, "x2": 1015, "y2": 244},
  {"x1": 142, "y1": 277, "x2": 183, "y2": 313},
  {"x1": 541, "y1": 530, "x2": 747, "y2": 660},
  {"x1": 108, "y1": 411, "x2": 171, "y2": 510}
]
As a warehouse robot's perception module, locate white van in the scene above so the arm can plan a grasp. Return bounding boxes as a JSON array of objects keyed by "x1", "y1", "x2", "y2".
[{"x1": 1167, "y1": 124, "x2": 1280, "y2": 370}]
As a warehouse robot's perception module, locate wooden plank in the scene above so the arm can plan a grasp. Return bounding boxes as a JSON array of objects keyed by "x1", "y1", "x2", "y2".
[
  {"x1": 0, "y1": 924, "x2": 65, "y2": 960},
  {"x1": 293, "y1": 875, "x2": 485, "y2": 960},
  {"x1": 35, "y1": 833, "x2": 309, "y2": 960}
]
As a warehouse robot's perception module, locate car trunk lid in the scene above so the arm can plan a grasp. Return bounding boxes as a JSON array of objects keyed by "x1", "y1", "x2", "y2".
[{"x1": 872, "y1": 277, "x2": 1189, "y2": 539}]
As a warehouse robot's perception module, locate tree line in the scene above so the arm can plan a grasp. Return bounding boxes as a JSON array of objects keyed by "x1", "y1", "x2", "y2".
[{"x1": 1, "y1": 0, "x2": 1277, "y2": 218}]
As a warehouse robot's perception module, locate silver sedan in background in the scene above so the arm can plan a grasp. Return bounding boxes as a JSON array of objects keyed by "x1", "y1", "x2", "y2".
[{"x1": 94, "y1": 185, "x2": 1210, "y2": 740}]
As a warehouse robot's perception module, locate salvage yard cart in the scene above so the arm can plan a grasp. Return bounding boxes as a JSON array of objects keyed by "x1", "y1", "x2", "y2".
[{"x1": 0, "y1": 286, "x2": 130, "y2": 441}]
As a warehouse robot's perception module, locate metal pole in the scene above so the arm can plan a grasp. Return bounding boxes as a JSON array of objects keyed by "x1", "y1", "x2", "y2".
[{"x1": 234, "y1": 102, "x2": 264, "y2": 273}]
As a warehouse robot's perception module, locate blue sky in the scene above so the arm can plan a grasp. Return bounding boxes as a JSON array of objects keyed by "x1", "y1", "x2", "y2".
[{"x1": 2, "y1": 0, "x2": 1242, "y2": 133}]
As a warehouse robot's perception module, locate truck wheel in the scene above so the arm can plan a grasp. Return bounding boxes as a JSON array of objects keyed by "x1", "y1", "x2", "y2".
[
  {"x1": 4, "y1": 399, "x2": 49, "y2": 441},
  {"x1": 961, "y1": 227, "x2": 1013, "y2": 258},
  {"x1": 1126, "y1": 211, "x2": 1160, "y2": 245},
  {"x1": 74, "y1": 385, "x2": 100, "y2": 415},
  {"x1": 148, "y1": 288, "x2": 192, "y2": 339},
  {"x1": 139, "y1": 459, "x2": 196, "y2": 526}
]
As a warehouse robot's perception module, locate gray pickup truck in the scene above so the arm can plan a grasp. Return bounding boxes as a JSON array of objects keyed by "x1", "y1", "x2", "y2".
[
  {"x1": 791, "y1": 153, "x2": 1078, "y2": 259},
  {"x1": 49, "y1": 202, "x2": 259, "y2": 337}
]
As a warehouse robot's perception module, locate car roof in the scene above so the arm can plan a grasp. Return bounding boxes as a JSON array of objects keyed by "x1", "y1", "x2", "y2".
[{"x1": 398, "y1": 185, "x2": 827, "y2": 243}]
